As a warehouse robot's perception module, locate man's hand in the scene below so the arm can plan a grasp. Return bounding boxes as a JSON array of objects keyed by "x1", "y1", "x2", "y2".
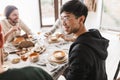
[
  {"x1": 9, "y1": 26, "x2": 21, "y2": 34},
  {"x1": 44, "y1": 32, "x2": 51, "y2": 37}
]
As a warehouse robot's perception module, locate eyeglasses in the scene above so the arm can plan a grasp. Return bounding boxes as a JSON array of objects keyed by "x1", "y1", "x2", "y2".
[{"x1": 60, "y1": 16, "x2": 72, "y2": 22}]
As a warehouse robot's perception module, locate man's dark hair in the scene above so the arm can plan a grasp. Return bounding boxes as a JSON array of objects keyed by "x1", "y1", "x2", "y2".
[{"x1": 60, "y1": 0, "x2": 88, "y2": 22}]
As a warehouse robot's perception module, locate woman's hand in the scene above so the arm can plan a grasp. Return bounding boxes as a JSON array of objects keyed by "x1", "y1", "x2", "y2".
[{"x1": 44, "y1": 32, "x2": 51, "y2": 37}]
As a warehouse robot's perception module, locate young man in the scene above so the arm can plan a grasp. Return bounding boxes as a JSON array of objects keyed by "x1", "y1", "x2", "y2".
[
  {"x1": 0, "y1": 25, "x2": 53, "y2": 80},
  {"x1": 60, "y1": 0, "x2": 109, "y2": 80},
  {"x1": 0, "y1": 5, "x2": 32, "y2": 42}
]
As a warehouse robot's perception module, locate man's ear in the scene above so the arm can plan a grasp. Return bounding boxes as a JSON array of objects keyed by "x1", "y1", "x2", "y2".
[{"x1": 78, "y1": 15, "x2": 85, "y2": 23}]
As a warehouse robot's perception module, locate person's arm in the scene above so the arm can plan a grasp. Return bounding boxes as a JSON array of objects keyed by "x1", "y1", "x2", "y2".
[
  {"x1": 66, "y1": 46, "x2": 93, "y2": 80},
  {"x1": 45, "y1": 19, "x2": 61, "y2": 37},
  {"x1": 19, "y1": 19, "x2": 32, "y2": 35},
  {"x1": 50, "y1": 19, "x2": 60, "y2": 34},
  {"x1": 4, "y1": 26, "x2": 19, "y2": 42},
  {"x1": 0, "y1": 20, "x2": 20, "y2": 42}
]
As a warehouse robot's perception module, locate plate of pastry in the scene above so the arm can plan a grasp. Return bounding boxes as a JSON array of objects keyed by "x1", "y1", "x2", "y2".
[
  {"x1": 48, "y1": 36, "x2": 60, "y2": 43},
  {"x1": 11, "y1": 58, "x2": 20, "y2": 64},
  {"x1": 18, "y1": 41, "x2": 34, "y2": 48},
  {"x1": 12, "y1": 36, "x2": 25, "y2": 46},
  {"x1": 32, "y1": 45, "x2": 46, "y2": 54}
]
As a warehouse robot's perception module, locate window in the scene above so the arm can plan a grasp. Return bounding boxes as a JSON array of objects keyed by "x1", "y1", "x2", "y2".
[
  {"x1": 39, "y1": 0, "x2": 55, "y2": 27},
  {"x1": 101, "y1": 0, "x2": 120, "y2": 31},
  {"x1": 39, "y1": 0, "x2": 70, "y2": 27}
]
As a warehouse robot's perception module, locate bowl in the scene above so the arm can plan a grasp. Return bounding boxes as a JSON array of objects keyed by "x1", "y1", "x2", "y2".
[
  {"x1": 53, "y1": 50, "x2": 66, "y2": 60},
  {"x1": 29, "y1": 52, "x2": 39, "y2": 62},
  {"x1": 11, "y1": 58, "x2": 20, "y2": 64},
  {"x1": 21, "y1": 55, "x2": 28, "y2": 61}
]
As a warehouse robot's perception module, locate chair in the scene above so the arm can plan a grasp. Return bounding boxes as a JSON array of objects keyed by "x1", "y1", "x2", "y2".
[{"x1": 113, "y1": 60, "x2": 120, "y2": 80}]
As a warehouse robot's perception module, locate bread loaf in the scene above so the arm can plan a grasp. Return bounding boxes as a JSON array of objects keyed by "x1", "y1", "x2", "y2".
[{"x1": 18, "y1": 41, "x2": 34, "y2": 48}]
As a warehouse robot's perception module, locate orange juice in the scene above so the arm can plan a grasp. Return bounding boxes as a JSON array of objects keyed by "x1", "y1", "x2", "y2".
[{"x1": 21, "y1": 55, "x2": 28, "y2": 61}]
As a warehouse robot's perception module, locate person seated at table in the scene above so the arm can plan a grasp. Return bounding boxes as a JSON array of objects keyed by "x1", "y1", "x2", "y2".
[
  {"x1": 0, "y1": 5, "x2": 33, "y2": 42},
  {"x1": 45, "y1": 19, "x2": 76, "y2": 42},
  {"x1": 60, "y1": 0, "x2": 109, "y2": 80},
  {"x1": 0, "y1": 24, "x2": 53, "y2": 80}
]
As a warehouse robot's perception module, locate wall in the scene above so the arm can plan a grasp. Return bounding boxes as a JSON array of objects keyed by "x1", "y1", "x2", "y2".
[{"x1": 85, "y1": 0, "x2": 102, "y2": 30}]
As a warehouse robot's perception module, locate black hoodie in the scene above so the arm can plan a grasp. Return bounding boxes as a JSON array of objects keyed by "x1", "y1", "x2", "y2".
[{"x1": 66, "y1": 29, "x2": 109, "y2": 80}]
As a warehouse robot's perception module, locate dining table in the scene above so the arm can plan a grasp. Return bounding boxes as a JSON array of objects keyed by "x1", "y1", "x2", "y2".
[{"x1": 3, "y1": 32, "x2": 72, "y2": 80}]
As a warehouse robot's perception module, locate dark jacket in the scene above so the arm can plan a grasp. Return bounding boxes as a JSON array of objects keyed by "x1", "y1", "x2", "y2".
[
  {"x1": 66, "y1": 29, "x2": 109, "y2": 80},
  {"x1": 0, "y1": 66, "x2": 53, "y2": 80}
]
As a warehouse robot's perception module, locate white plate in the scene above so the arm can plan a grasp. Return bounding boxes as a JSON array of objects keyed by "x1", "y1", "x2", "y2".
[{"x1": 48, "y1": 54, "x2": 68, "y2": 64}]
